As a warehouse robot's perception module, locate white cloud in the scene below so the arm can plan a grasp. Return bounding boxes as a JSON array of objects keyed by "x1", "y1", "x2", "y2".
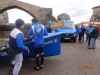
[{"x1": 7, "y1": 0, "x2": 100, "y2": 24}]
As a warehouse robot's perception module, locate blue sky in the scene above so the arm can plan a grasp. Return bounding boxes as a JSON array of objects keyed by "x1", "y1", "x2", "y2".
[{"x1": 7, "y1": 0, "x2": 100, "y2": 24}]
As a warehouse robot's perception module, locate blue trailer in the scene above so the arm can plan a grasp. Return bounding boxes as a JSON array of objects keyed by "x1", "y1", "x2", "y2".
[{"x1": 0, "y1": 32, "x2": 63, "y2": 65}]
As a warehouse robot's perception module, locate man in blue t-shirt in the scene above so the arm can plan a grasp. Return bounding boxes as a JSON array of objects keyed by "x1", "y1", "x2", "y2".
[{"x1": 26, "y1": 19, "x2": 48, "y2": 71}]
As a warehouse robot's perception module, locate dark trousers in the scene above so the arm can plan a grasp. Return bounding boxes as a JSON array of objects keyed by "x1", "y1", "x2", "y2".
[
  {"x1": 34, "y1": 47, "x2": 44, "y2": 67},
  {"x1": 86, "y1": 33, "x2": 89, "y2": 41},
  {"x1": 78, "y1": 33, "x2": 82, "y2": 41},
  {"x1": 81, "y1": 33, "x2": 84, "y2": 42},
  {"x1": 88, "y1": 36, "x2": 92, "y2": 47}
]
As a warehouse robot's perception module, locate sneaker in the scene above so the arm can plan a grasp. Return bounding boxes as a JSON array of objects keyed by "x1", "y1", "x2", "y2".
[
  {"x1": 92, "y1": 48, "x2": 96, "y2": 49},
  {"x1": 87, "y1": 47, "x2": 92, "y2": 49},
  {"x1": 39, "y1": 65, "x2": 43, "y2": 69},
  {"x1": 33, "y1": 67, "x2": 39, "y2": 71},
  {"x1": 78, "y1": 41, "x2": 82, "y2": 43}
]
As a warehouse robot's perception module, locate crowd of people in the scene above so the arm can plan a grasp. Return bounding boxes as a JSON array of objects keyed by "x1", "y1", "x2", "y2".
[
  {"x1": 8, "y1": 18, "x2": 48, "y2": 75},
  {"x1": 76, "y1": 23, "x2": 99, "y2": 49}
]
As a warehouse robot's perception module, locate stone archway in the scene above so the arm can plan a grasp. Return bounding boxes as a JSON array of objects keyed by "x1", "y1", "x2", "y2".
[{"x1": 0, "y1": 0, "x2": 53, "y2": 23}]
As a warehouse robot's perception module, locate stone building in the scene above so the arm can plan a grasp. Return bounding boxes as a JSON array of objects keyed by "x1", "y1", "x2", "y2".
[{"x1": 90, "y1": 5, "x2": 100, "y2": 22}]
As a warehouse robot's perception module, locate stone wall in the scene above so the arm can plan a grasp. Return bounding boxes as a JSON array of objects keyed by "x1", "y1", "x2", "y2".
[
  {"x1": 0, "y1": 23, "x2": 32, "y2": 38},
  {"x1": 0, "y1": 11, "x2": 8, "y2": 25}
]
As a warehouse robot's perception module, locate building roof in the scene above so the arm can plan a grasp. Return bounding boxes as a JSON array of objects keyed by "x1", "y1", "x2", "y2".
[
  {"x1": 92, "y1": 5, "x2": 100, "y2": 9},
  {"x1": 82, "y1": 22, "x2": 100, "y2": 24},
  {"x1": 76, "y1": 22, "x2": 100, "y2": 26},
  {"x1": 92, "y1": 22, "x2": 100, "y2": 24}
]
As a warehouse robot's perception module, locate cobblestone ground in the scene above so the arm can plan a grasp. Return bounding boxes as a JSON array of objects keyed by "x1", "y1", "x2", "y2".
[{"x1": 0, "y1": 37, "x2": 100, "y2": 75}]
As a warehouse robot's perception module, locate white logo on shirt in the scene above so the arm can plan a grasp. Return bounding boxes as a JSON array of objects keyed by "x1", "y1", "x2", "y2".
[
  {"x1": 0, "y1": 52, "x2": 8, "y2": 56},
  {"x1": 54, "y1": 38, "x2": 58, "y2": 43}
]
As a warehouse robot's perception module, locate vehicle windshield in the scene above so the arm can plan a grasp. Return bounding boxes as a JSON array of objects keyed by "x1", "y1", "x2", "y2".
[{"x1": 63, "y1": 22, "x2": 75, "y2": 28}]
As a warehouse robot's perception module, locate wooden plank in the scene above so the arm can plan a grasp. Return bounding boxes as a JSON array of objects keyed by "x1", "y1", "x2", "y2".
[{"x1": 51, "y1": 21, "x2": 64, "y2": 30}]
